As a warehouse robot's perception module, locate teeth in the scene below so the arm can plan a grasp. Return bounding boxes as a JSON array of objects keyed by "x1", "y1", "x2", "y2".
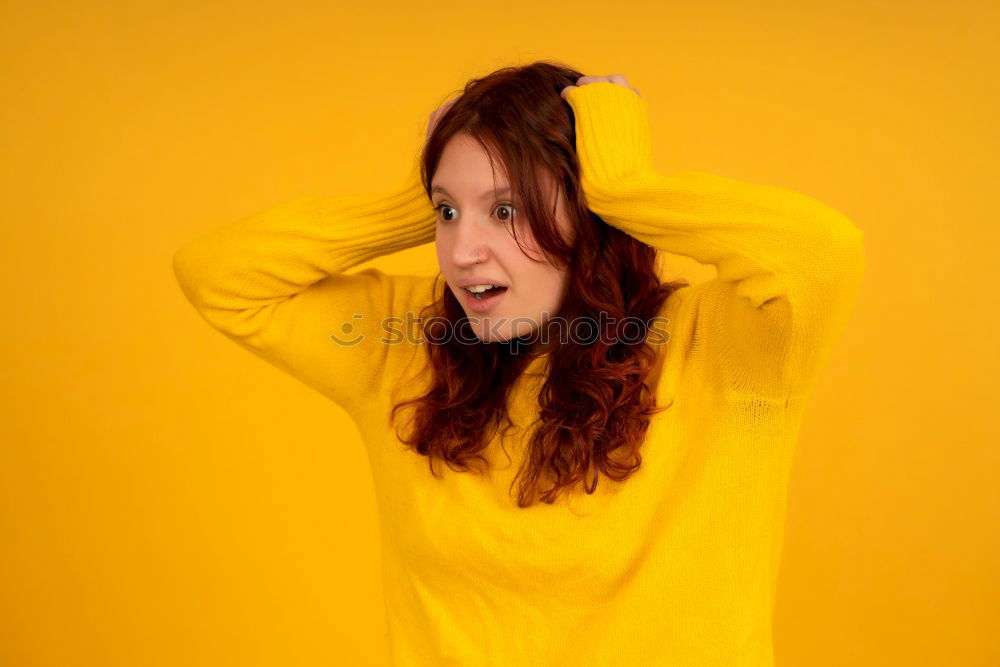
[{"x1": 465, "y1": 284, "x2": 499, "y2": 293}]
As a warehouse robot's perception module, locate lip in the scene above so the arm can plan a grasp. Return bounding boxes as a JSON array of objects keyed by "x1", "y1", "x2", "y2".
[
  {"x1": 456, "y1": 277, "x2": 508, "y2": 288},
  {"x1": 461, "y1": 285, "x2": 508, "y2": 313}
]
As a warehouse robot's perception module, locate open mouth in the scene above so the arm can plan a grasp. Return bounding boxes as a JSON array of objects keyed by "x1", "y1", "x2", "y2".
[
  {"x1": 461, "y1": 284, "x2": 509, "y2": 312},
  {"x1": 466, "y1": 285, "x2": 508, "y2": 301}
]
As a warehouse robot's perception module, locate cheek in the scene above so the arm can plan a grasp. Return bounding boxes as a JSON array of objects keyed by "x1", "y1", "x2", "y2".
[
  {"x1": 548, "y1": 265, "x2": 571, "y2": 301},
  {"x1": 434, "y1": 238, "x2": 449, "y2": 264},
  {"x1": 516, "y1": 264, "x2": 567, "y2": 303}
]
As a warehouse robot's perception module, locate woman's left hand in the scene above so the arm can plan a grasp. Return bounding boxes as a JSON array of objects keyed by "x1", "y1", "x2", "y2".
[
  {"x1": 560, "y1": 74, "x2": 641, "y2": 100},
  {"x1": 558, "y1": 72, "x2": 652, "y2": 191}
]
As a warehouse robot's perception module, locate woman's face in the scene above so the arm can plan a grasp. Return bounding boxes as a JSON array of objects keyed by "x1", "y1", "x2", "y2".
[{"x1": 433, "y1": 132, "x2": 573, "y2": 343}]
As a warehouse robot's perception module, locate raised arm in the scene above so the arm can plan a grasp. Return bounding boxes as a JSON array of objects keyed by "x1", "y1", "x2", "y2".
[
  {"x1": 171, "y1": 158, "x2": 438, "y2": 417},
  {"x1": 563, "y1": 81, "x2": 865, "y2": 399}
]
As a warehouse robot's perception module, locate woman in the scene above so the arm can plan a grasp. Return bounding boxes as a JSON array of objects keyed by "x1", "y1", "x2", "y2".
[{"x1": 173, "y1": 61, "x2": 865, "y2": 666}]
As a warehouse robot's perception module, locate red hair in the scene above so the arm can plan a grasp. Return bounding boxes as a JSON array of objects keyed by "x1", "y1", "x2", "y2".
[{"x1": 390, "y1": 61, "x2": 688, "y2": 507}]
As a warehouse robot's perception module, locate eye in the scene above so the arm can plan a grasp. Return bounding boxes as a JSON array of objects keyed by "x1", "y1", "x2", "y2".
[
  {"x1": 433, "y1": 203, "x2": 458, "y2": 222},
  {"x1": 432, "y1": 203, "x2": 518, "y2": 224},
  {"x1": 494, "y1": 203, "x2": 517, "y2": 222}
]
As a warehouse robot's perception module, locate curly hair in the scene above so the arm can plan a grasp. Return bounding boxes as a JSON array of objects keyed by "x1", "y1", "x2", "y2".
[{"x1": 389, "y1": 60, "x2": 688, "y2": 508}]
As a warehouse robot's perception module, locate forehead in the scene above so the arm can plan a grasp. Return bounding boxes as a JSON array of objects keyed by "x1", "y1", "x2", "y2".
[
  {"x1": 432, "y1": 134, "x2": 564, "y2": 203},
  {"x1": 432, "y1": 134, "x2": 509, "y2": 191}
]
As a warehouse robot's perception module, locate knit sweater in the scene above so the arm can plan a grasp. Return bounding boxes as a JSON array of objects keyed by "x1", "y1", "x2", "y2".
[{"x1": 172, "y1": 82, "x2": 865, "y2": 666}]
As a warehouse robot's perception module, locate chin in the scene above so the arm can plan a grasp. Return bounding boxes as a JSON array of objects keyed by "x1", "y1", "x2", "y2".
[
  {"x1": 468, "y1": 319, "x2": 543, "y2": 348},
  {"x1": 466, "y1": 321, "x2": 509, "y2": 343}
]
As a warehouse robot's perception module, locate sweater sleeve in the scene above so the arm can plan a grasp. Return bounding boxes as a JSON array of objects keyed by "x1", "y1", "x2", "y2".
[
  {"x1": 171, "y1": 158, "x2": 438, "y2": 416},
  {"x1": 563, "y1": 82, "x2": 866, "y2": 399}
]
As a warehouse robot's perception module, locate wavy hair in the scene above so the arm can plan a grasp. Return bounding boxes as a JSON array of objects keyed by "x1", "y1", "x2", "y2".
[{"x1": 389, "y1": 60, "x2": 688, "y2": 507}]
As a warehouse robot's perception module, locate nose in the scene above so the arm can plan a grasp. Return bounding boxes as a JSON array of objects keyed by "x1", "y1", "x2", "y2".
[{"x1": 450, "y1": 214, "x2": 491, "y2": 268}]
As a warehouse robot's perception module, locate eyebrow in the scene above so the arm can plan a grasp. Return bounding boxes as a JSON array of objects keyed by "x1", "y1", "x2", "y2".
[{"x1": 431, "y1": 185, "x2": 512, "y2": 200}]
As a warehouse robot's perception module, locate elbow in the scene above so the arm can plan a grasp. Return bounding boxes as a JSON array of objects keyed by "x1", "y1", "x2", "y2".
[
  {"x1": 816, "y1": 205, "x2": 866, "y2": 287},
  {"x1": 825, "y1": 205, "x2": 865, "y2": 263},
  {"x1": 171, "y1": 245, "x2": 190, "y2": 288},
  {"x1": 171, "y1": 241, "x2": 210, "y2": 310},
  {"x1": 172, "y1": 244, "x2": 195, "y2": 293}
]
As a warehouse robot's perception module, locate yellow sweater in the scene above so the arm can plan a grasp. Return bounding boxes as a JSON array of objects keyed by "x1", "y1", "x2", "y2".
[{"x1": 173, "y1": 82, "x2": 865, "y2": 666}]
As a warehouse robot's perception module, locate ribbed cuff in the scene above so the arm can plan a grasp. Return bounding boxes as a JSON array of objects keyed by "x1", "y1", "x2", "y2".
[{"x1": 563, "y1": 82, "x2": 654, "y2": 191}]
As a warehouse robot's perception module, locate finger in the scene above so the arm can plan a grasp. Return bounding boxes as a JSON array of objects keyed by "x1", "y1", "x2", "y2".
[
  {"x1": 575, "y1": 75, "x2": 611, "y2": 86},
  {"x1": 608, "y1": 73, "x2": 630, "y2": 87},
  {"x1": 559, "y1": 85, "x2": 576, "y2": 99}
]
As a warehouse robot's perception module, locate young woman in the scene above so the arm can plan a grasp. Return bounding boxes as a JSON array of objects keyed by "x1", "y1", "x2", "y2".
[{"x1": 173, "y1": 61, "x2": 865, "y2": 666}]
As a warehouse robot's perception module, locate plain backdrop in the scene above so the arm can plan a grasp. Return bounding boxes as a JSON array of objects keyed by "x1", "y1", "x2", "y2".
[{"x1": 1, "y1": 1, "x2": 996, "y2": 665}]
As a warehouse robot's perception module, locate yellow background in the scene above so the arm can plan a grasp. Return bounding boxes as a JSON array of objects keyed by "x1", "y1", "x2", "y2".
[{"x1": 2, "y1": 1, "x2": 996, "y2": 665}]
